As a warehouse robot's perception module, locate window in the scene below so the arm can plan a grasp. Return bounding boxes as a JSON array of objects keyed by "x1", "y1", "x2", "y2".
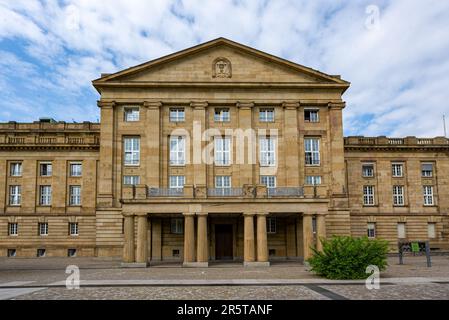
[
  {"x1": 428, "y1": 223, "x2": 436, "y2": 239},
  {"x1": 304, "y1": 109, "x2": 319, "y2": 122},
  {"x1": 392, "y1": 163, "x2": 404, "y2": 177},
  {"x1": 40, "y1": 162, "x2": 52, "y2": 176},
  {"x1": 367, "y1": 223, "x2": 376, "y2": 238},
  {"x1": 123, "y1": 175, "x2": 140, "y2": 185},
  {"x1": 305, "y1": 176, "x2": 322, "y2": 185},
  {"x1": 69, "y1": 186, "x2": 81, "y2": 206},
  {"x1": 422, "y1": 163, "x2": 433, "y2": 177},
  {"x1": 39, "y1": 186, "x2": 52, "y2": 206},
  {"x1": 124, "y1": 137, "x2": 140, "y2": 166},
  {"x1": 362, "y1": 164, "x2": 374, "y2": 177},
  {"x1": 267, "y1": 217, "x2": 276, "y2": 234},
  {"x1": 39, "y1": 223, "x2": 48, "y2": 236},
  {"x1": 397, "y1": 223, "x2": 406, "y2": 239},
  {"x1": 10, "y1": 162, "x2": 22, "y2": 176},
  {"x1": 214, "y1": 137, "x2": 231, "y2": 166},
  {"x1": 393, "y1": 185, "x2": 405, "y2": 206},
  {"x1": 7, "y1": 249, "x2": 16, "y2": 257},
  {"x1": 260, "y1": 137, "x2": 276, "y2": 166},
  {"x1": 214, "y1": 108, "x2": 230, "y2": 122},
  {"x1": 8, "y1": 223, "x2": 18, "y2": 236},
  {"x1": 423, "y1": 186, "x2": 434, "y2": 206},
  {"x1": 70, "y1": 163, "x2": 82, "y2": 177},
  {"x1": 124, "y1": 107, "x2": 139, "y2": 122},
  {"x1": 215, "y1": 176, "x2": 231, "y2": 188},
  {"x1": 37, "y1": 249, "x2": 46, "y2": 257},
  {"x1": 363, "y1": 185, "x2": 375, "y2": 205},
  {"x1": 68, "y1": 249, "x2": 77, "y2": 257},
  {"x1": 170, "y1": 108, "x2": 185, "y2": 122},
  {"x1": 9, "y1": 185, "x2": 21, "y2": 206},
  {"x1": 171, "y1": 218, "x2": 183, "y2": 234},
  {"x1": 172, "y1": 249, "x2": 180, "y2": 257},
  {"x1": 260, "y1": 176, "x2": 276, "y2": 188},
  {"x1": 170, "y1": 136, "x2": 186, "y2": 166},
  {"x1": 169, "y1": 176, "x2": 185, "y2": 189},
  {"x1": 305, "y1": 138, "x2": 320, "y2": 165},
  {"x1": 69, "y1": 222, "x2": 79, "y2": 236},
  {"x1": 259, "y1": 108, "x2": 274, "y2": 122}
]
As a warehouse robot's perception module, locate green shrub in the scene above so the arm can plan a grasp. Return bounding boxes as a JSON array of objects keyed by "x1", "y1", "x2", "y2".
[{"x1": 308, "y1": 236, "x2": 389, "y2": 280}]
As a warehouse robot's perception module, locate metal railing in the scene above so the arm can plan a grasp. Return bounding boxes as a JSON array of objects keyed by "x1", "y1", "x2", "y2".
[
  {"x1": 207, "y1": 188, "x2": 243, "y2": 197},
  {"x1": 267, "y1": 187, "x2": 304, "y2": 197},
  {"x1": 147, "y1": 188, "x2": 184, "y2": 197}
]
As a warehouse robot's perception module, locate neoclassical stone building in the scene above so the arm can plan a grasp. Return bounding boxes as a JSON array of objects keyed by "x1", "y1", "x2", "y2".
[{"x1": 1, "y1": 38, "x2": 448, "y2": 266}]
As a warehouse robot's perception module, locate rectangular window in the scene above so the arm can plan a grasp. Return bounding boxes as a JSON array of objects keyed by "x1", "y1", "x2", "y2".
[
  {"x1": 8, "y1": 223, "x2": 18, "y2": 236},
  {"x1": 304, "y1": 109, "x2": 319, "y2": 122},
  {"x1": 260, "y1": 137, "x2": 276, "y2": 166},
  {"x1": 428, "y1": 223, "x2": 436, "y2": 239},
  {"x1": 68, "y1": 249, "x2": 77, "y2": 257},
  {"x1": 260, "y1": 176, "x2": 276, "y2": 188},
  {"x1": 69, "y1": 222, "x2": 79, "y2": 236},
  {"x1": 37, "y1": 249, "x2": 46, "y2": 257},
  {"x1": 169, "y1": 176, "x2": 185, "y2": 189},
  {"x1": 124, "y1": 107, "x2": 139, "y2": 122},
  {"x1": 367, "y1": 223, "x2": 376, "y2": 238},
  {"x1": 214, "y1": 108, "x2": 230, "y2": 122},
  {"x1": 392, "y1": 163, "x2": 404, "y2": 177},
  {"x1": 423, "y1": 186, "x2": 434, "y2": 206},
  {"x1": 40, "y1": 185, "x2": 52, "y2": 206},
  {"x1": 70, "y1": 163, "x2": 82, "y2": 177},
  {"x1": 123, "y1": 175, "x2": 140, "y2": 185},
  {"x1": 9, "y1": 185, "x2": 21, "y2": 206},
  {"x1": 363, "y1": 185, "x2": 375, "y2": 205},
  {"x1": 305, "y1": 138, "x2": 320, "y2": 165},
  {"x1": 215, "y1": 176, "x2": 231, "y2": 188},
  {"x1": 259, "y1": 108, "x2": 274, "y2": 122},
  {"x1": 214, "y1": 136, "x2": 231, "y2": 166},
  {"x1": 362, "y1": 164, "x2": 374, "y2": 177},
  {"x1": 7, "y1": 249, "x2": 16, "y2": 257},
  {"x1": 170, "y1": 108, "x2": 185, "y2": 122},
  {"x1": 393, "y1": 185, "x2": 405, "y2": 206},
  {"x1": 422, "y1": 163, "x2": 433, "y2": 177},
  {"x1": 40, "y1": 162, "x2": 52, "y2": 176},
  {"x1": 39, "y1": 223, "x2": 48, "y2": 236},
  {"x1": 124, "y1": 137, "x2": 140, "y2": 166},
  {"x1": 267, "y1": 217, "x2": 276, "y2": 234},
  {"x1": 170, "y1": 136, "x2": 186, "y2": 166},
  {"x1": 397, "y1": 223, "x2": 406, "y2": 239},
  {"x1": 305, "y1": 176, "x2": 322, "y2": 185},
  {"x1": 10, "y1": 162, "x2": 22, "y2": 176},
  {"x1": 171, "y1": 218, "x2": 184, "y2": 234},
  {"x1": 69, "y1": 186, "x2": 81, "y2": 206}
]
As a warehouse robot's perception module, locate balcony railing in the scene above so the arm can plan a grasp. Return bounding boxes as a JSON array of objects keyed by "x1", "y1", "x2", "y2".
[
  {"x1": 148, "y1": 188, "x2": 184, "y2": 197},
  {"x1": 267, "y1": 187, "x2": 304, "y2": 197},
  {"x1": 207, "y1": 188, "x2": 243, "y2": 197}
]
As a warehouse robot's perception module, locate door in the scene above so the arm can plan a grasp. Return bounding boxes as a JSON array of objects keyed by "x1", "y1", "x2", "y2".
[{"x1": 215, "y1": 224, "x2": 233, "y2": 260}]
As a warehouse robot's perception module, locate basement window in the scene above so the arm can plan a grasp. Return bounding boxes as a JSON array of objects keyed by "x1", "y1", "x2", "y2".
[
  {"x1": 269, "y1": 249, "x2": 276, "y2": 257},
  {"x1": 68, "y1": 249, "x2": 77, "y2": 257},
  {"x1": 172, "y1": 249, "x2": 180, "y2": 257},
  {"x1": 37, "y1": 249, "x2": 46, "y2": 257},
  {"x1": 7, "y1": 249, "x2": 16, "y2": 257}
]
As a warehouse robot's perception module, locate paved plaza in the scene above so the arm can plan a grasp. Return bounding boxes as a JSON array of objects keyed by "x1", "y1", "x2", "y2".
[{"x1": 0, "y1": 255, "x2": 448, "y2": 300}]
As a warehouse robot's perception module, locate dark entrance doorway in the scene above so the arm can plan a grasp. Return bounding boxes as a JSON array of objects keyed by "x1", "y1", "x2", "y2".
[{"x1": 215, "y1": 224, "x2": 233, "y2": 260}]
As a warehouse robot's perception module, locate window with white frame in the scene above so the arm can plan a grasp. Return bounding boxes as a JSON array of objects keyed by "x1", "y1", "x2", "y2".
[
  {"x1": 124, "y1": 137, "x2": 140, "y2": 166},
  {"x1": 306, "y1": 176, "x2": 322, "y2": 185},
  {"x1": 170, "y1": 136, "x2": 186, "y2": 166},
  {"x1": 10, "y1": 162, "x2": 22, "y2": 176},
  {"x1": 170, "y1": 108, "x2": 185, "y2": 122},
  {"x1": 392, "y1": 163, "x2": 404, "y2": 177},
  {"x1": 362, "y1": 164, "x2": 374, "y2": 177},
  {"x1": 304, "y1": 109, "x2": 319, "y2": 122},
  {"x1": 367, "y1": 223, "x2": 376, "y2": 238},
  {"x1": 69, "y1": 186, "x2": 81, "y2": 206},
  {"x1": 124, "y1": 107, "x2": 139, "y2": 122},
  {"x1": 260, "y1": 176, "x2": 276, "y2": 188},
  {"x1": 39, "y1": 222, "x2": 48, "y2": 236},
  {"x1": 40, "y1": 185, "x2": 52, "y2": 206},
  {"x1": 171, "y1": 218, "x2": 184, "y2": 234},
  {"x1": 305, "y1": 138, "x2": 320, "y2": 165},
  {"x1": 40, "y1": 162, "x2": 52, "y2": 176},
  {"x1": 215, "y1": 176, "x2": 231, "y2": 188},
  {"x1": 169, "y1": 175, "x2": 185, "y2": 190},
  {"x1": 9, "y1": 185, "x2": 21, "y2": 206},
  {"x1": 363, "y1": 185, "x2": 375, "y2": 205},
  {"x1": 393, "y1": 185, "x2": 405, "y2": 206},
  {"x1": 123, "y1": 175, "x2": 140, "y2": 185},
  {"x1": 70, "y1": 163, "x2": 82, "y2": 177},
  {"x1": 214, "y1": 108, "x2": 230, "y2": 122},
  {"x1": 267, "y1": 217, "x2": 276, "y2": 234},
  {"x1": 397, "y1": 223, "x2": 406, "y2": 239},
  {"x1": 259, "y1": 108, "x2": 274, "y2": 122},
  {"x1": 428, "y1": 223, "x2": 436, "y2": 239},
  {"x1": 69, "y1": 222, "x2": 79, "y2": 236},
  {"x1": 8, "y1": 223, "x2": 18, "y2": 236},
  {"x1": 423, "y1": 186, "x2": 434, "y2": 206},
  {"x1": 421, "y1": 163, "x2": 433, "y2": 177},
  {"x1": 260, "y1": 137, "x2": 276, "y2": 166},
  {"x1": 214, "y1": 136, "x2": 231, "y2": 166}
]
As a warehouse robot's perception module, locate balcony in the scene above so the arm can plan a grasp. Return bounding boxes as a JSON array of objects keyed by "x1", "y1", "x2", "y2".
[
  {"x1": 148, "y1": 188, "x2": 184, "y2": 197},
  {"x1": 267, "y1": 187, "x2": 304, "y2": 197},
  {"x1": 207, "y1": 188, "x2": 244, "y2": 197}
]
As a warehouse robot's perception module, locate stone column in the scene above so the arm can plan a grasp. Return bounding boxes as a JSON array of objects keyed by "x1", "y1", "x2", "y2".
[
  {"x1": 256, "y1": 214, "x2": 269, "y2": 266},
  {"x1": 243, "y1": 213, "x2": 255, "y2": 266},
  {"x1": 302, "y1": 213, "x2": 314, "y2": 262},
  {"x1": 144, "y1": 102, "x2": 161, "y2": 188},
  {"x1": 136, "y1": 215, "x2": 148, "y2": 265},
  {"x1": 196, "y1": 213, "x2": 209, "y2": 266},
  {"x1": 316, "y1": 214, "x2": 327, "y2": 252},
  {"x1": 123, "y1": 214, "x2": 135, "y2": 264},
  {"x1": 183, "y1": 213, "x2": 195, "y2": 266}
]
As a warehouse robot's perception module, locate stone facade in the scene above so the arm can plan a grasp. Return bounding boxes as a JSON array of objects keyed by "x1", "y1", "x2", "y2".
[{"x1": 0, "y1": 38, "x2": 448, "y2": 264}]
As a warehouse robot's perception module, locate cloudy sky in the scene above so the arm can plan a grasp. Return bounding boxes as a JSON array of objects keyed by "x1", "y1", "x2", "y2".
[{"x1": 0, "y1": 0, "x2": 448, "y2": 137}]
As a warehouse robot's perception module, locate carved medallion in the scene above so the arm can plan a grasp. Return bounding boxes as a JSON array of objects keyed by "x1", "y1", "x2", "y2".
[{"x1": 212, "y1": 57, "x2": 232, "y2": 78}]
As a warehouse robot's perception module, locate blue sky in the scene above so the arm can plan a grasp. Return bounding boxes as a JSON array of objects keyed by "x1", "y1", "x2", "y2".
[{"x1": 0, "y1": 0, "x2": 448, "y2": 137}]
